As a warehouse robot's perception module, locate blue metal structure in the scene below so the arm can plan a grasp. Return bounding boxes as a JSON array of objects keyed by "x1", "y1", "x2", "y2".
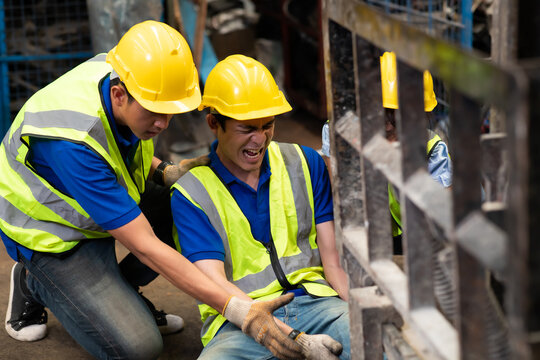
[
  {"x1": 0, "y1": 0, "x2": 94, "y2": 138},
  {"x1": 368, "y1": 0, "x2": 473, "y2": 48}
]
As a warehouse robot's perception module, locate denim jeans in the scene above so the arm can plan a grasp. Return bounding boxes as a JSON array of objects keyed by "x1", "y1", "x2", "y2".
[
  {"x1": 18, "y1": 182, "x2": 174, "y2": 360},
  {"x1": 199, "y1": 296, "x2": 350, "y2": 360}
]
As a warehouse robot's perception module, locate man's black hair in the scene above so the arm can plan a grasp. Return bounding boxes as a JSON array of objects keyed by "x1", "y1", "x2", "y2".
[{"x1": 211, "y1": 111, "x2": 229, "y2": 131}]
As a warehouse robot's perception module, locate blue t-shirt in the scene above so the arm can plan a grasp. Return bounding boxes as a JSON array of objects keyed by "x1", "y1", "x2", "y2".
[
  {"x1": 172, "y1": 141, "x2": 334, "y2": 263},
  {"x1": 1, "y1": 76, "x2": 141, "y2": 261}
]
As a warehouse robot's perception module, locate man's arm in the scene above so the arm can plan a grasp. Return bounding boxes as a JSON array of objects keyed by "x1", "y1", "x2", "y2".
[
  {"x1": 149, "y1": 156, "x2": 162, "y2": 180},
  {"x1": 316, "y1": 220, "x2": 349, "y2": 301},
  {"x1": 110, "y1": 214, "x2": 303, "y2": 360},
  {"x1": 109, "y1": 213, "x2": 229, "y2": 310}
]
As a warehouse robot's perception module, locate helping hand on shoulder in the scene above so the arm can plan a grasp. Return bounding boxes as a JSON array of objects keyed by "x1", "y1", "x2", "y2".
[{"x1": 163, "y1": 154, "x2": 210, "y2": 187}]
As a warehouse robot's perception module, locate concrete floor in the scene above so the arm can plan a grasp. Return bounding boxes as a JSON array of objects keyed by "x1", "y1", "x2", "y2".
[{"x1": 0, "y1": 109, "x2": 324, "y2": 359}]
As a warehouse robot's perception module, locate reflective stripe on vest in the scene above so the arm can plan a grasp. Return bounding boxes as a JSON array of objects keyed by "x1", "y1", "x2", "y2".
[
  {"x1": 173, "y1": 141, "x2": 337, "y2": 345},
  {"x1": 0, "y1": 54, "x2": 153, "y2": 253},
  {"x1": 389, "y1": 132, "x2": 442, "y2": 236}
]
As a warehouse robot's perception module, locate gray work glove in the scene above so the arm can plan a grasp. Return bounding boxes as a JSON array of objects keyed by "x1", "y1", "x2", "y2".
[
  {"x1": 296, "y1": 333, "x2": 343, "y2": 360},
  {"x1": 163, "y1": 155, "x2": 210, "y2": 187},
  {"x1": 223, "y1": 294, "x2": 304, "y2": 360}
]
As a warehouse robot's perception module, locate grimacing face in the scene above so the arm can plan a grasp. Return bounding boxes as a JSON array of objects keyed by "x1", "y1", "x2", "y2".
[{"x1": 213, "y1": 115, "x2": 275, "y2": 181}]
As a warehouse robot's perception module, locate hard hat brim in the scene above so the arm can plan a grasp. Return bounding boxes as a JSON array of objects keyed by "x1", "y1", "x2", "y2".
[
  {"x1": 199, "y1": 102, "x2": 292, "y2": 121},
  {"x1": 135, "y1": 86, "x2": 202, "y2": 115}
]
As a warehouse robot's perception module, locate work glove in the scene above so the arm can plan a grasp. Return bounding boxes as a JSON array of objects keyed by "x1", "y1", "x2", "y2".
[
  {"x1": 223, "y1": 293, "x2": 304, "y2": 360},
  {"x1": 295, "y1": 333, "x2": 343, "y2": 360},
  {"x1": 163, "y1": 155, "x2": 210, "y2": 187}
]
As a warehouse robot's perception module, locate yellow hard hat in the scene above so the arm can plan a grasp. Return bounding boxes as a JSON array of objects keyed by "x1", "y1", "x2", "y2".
[
  {"x1": 199, "y1": 54, "x2": 292, "y2": 120},
  {"x1": 380, "y1": 52, "x2": 438, "y2": 112},
  {"x1": 423, "y1": 70, "x2": 438, "y2": 112},
  {"x1": 380, "y1": 52, "x2": 399, "y2": 109},
  {"x1": 106, "y1": 20, "x2": 201, "y2": 114}
]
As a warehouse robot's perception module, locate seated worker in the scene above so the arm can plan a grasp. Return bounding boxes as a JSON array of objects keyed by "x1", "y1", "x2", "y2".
[
  {"x1": 321, "y1": 51, "x2": 452, "y2": 253},
  {"x1": 2, "y1": 21, "x2": 305, "y2": 360},
  {"x1": 171, "y1": 55, "x2": 351, "y2": 360}
]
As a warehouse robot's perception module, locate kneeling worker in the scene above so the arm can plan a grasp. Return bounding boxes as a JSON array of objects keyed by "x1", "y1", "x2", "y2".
[{"x1": 2, "y1": 21, "x2": 304, "y2": 360}]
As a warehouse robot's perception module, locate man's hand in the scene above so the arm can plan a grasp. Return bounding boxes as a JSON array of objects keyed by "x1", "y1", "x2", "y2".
[
  {"x1": 163, "y1": 155, "x2": 210, "y2": 187},
  {"x1": 223, "y1": 294, "x2": 303, "y2": 360},
  {"x1": 296, "y1": 333, "x2": 343, "y2": 360}
]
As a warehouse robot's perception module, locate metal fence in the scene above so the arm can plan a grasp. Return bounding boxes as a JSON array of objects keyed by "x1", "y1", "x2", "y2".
[
  {"x1": 365, "y1": 0, "x2": 476, "y2": 143},
  {"x1": 0, "y1": 0, "x2": 93, "y2": 137},
  {"x1": 323, "y1": 0, "x2": 539, "y2": 358}
]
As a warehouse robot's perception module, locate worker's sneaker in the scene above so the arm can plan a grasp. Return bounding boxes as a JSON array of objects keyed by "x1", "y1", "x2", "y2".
[
  {"x1": 5, "y1": 263, "x2": 48, "y2": 341},
  {"x1": 139, "y1": 292, "x2": 184, "y2": 335}
]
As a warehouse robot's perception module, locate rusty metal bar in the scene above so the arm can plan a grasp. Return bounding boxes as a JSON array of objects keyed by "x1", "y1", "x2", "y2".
[
  {"x1": 323, "y1": 19, "x2": 364, "y2": 239},
  {"x1": 349, "y1": 287, "x2": 401, "y2": 359},
  {"x1": 396, "y1": 61, "x2": 426, "y2": 180},
  {"x1": 396, "y1": 61, "x2": 436, "y2": 310},
  {"x1": 354, "y1": 34, "x2": 393, "y2": 262},
  {"x1": 403, "y1": 199, "x2": 435, "y2": 309},
  {"x1": 506, "y1": 63, "x2": 540, "y2": 360}
]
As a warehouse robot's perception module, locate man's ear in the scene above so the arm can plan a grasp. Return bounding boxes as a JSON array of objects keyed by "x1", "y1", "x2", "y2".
[
  {"x1": 110, "y1": 85, "x2": 127, "y2": 107},
  {"x1": 207, "y1": 113, "x2": 219, "y2": 134}
]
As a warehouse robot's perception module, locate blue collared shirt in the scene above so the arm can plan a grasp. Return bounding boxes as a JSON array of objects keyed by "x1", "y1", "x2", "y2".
[{"x1": 172, "y1": 140, "x2": 334, "y2": 263}]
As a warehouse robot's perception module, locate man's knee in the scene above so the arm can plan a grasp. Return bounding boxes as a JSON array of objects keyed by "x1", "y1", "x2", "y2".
[{"x1": 113, "y1": 328, "x2": 163, "y2": 360}]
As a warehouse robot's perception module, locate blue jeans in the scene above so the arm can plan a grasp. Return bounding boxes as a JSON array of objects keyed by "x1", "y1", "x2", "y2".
[
  {"x1": 20, "y1": 239, "x2": 162, "y2": 359},
  {"x1": 199, "y1": 296, "x2": 350, "y2": 360},
  {"x1": 17, "y1": 182, "x2": 174, "y2": 359}
]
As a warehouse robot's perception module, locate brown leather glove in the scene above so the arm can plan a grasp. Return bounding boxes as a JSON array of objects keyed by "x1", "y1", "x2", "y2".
[
  {"x1": 223, "y1": 294, "x2": 304, "y2": 360},
  {"x1": 162, "y1": 154, "x2": 210, "y2": 187},
  {"x1": 296, "y1": 333, "x2": 343, "y2": 360}
]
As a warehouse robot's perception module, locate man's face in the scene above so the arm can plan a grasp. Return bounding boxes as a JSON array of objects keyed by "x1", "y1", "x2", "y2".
[
  {"x1": 121, "y1": 101, "x2": 173, "y2": 140},
  {"x1": 210, "y1": 115, "x2": 275, "y2": 179},
  {"x1": 111, "y1": 84, "x2": 173, "y2": 140}
]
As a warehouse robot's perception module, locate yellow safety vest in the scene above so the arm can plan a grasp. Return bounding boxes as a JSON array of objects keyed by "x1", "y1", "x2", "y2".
[
  {"x1": 0, "y1": 54, "x2": 153, "y2": 253},
  {"x1": 173, "y1": 141, "x2": 338, "y2": 345},
  {"x1": 389, "y1": 132, "x2": 443, "y2": 236}
]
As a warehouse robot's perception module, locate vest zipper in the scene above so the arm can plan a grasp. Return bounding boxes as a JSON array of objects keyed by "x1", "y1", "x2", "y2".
[{"x1": 264, "y1": 237, "x2": 296, "y2": 290}]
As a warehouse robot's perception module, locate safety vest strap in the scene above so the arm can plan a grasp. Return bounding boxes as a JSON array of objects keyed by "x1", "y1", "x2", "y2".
[
  {"x1": 1, "y1": 128, "x2": 104, "y2": 234},
  {"x1": 426, "y1": 131, "x2": 442, "y2": 159},
  {"x1": 175, "y1": 171, "x2": 234, "y2": 280},
  {"x1": 274, "y1": 143, "x2": 315, "y2": 250}
]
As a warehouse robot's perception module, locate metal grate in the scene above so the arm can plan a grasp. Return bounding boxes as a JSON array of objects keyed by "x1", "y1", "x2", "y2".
[
  {"x1": 0, "y1": 0, "x2": 94, "y2": 136},
  {"x1": 322, "y1": 0, "x2": 536, "y2": 359}
]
